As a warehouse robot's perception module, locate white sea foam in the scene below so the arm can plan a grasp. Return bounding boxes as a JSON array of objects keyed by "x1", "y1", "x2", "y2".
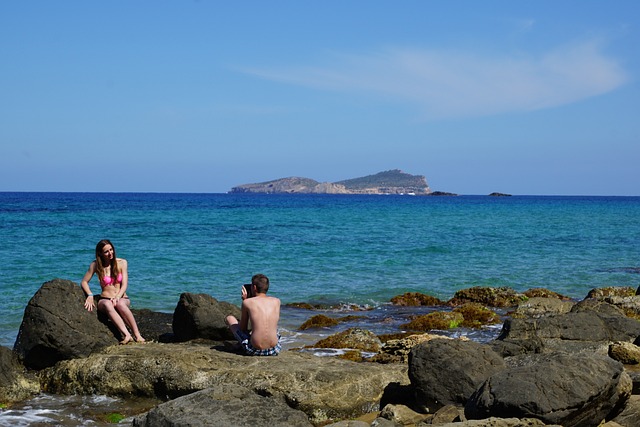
[
  {"x1": 0, "y1": 393, "x2": 138, "y2": 426},
  {"x1": 0, "y1": 408, "x2": 60, "y2": 427}
]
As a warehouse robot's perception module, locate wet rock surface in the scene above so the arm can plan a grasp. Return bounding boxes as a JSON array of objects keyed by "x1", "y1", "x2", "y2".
[{"x1": 0, "y1": 345, "x2": 39, "y2": 403}]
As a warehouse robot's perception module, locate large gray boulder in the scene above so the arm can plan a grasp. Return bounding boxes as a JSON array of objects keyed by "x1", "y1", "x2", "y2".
[
  {"x1": 132, "y1": 384, "x2": 313, "y2": 427},
  {"x1": 0, "y1": 346, "x2": 40, "y2": 402},
  {"x1": 172, "y1": 292, "x2": 241, "y2": 341},
  {"x1": 39, "y1": 342, "x2": 408, "y2": 424},
  {"x1": 491, "y1": 302, "x2": 640, "y2": 357},
  {"x1": 465, "y1": 353, "x2": 632, "y2": 427},
  {"x1": 408, "y1": 339, "x2": 506, "y2": 413},
  {"x1": 13, "y1": 279, "x2": 117, "y2": 369}
]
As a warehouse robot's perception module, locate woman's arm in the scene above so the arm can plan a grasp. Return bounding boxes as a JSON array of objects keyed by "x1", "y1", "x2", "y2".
[
  {"x1": 81, "y1": 261, "x2": 96, "y2": 311},
  {"x1": 116, "y1": 258, "x2": 128, "y2": 299}
]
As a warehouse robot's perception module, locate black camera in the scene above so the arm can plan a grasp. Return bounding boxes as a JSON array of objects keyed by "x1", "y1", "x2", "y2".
[{"x1": 243, "y1": 284, "x2": 255, "y2": 298}]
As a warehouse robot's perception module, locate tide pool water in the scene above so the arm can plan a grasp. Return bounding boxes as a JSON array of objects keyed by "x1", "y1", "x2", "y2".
[{"x1": 1, "y1": 192, "x2": 640, "y2": 349}]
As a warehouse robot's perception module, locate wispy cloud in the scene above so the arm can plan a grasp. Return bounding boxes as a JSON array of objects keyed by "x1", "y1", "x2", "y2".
[
  {"x1": 239, "y1": 39, "x2": 628, "y2": 120},
  {"x1": 514, "y1": 18, "x2": 535, "y2": 34}
]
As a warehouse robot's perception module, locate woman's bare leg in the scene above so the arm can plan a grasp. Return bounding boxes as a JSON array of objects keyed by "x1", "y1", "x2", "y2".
[
  {"x1": 225, "y1": 315, "x2": 241, "y2": 339},
  {"x1": 98, "y1": 299, "x2": 133, "y2": 344},
  {"x1": 115, "y1": 299, "x2": 145, "y2": 342}
]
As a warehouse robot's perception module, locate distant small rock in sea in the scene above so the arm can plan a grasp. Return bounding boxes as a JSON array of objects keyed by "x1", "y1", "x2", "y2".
[
  {"x1": 429, "y1": 191, "x2": 458, "y2": 196},
  {"x1": 488, "y1": 192, "x2": 512, "y2": 197}
]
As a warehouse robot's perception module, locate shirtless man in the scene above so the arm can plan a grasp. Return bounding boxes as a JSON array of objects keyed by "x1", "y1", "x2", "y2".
[{"x1": 225, "y1": 274, "x2": 281, "y2": 356}]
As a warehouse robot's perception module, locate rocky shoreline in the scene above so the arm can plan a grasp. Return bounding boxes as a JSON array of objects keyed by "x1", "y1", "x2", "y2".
[{"x1": 3, "y1": 279, "x2": 640, "y2": 426}]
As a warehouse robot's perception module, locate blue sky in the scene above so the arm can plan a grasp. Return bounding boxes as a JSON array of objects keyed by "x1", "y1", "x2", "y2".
[{"x1": 1, "y1": 1, "x2": 638, "y2": 195}]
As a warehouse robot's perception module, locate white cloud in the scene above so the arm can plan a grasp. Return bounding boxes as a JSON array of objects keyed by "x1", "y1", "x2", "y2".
[
  {"x1": 239, "y1": 39, "x2": 628, "y2": 120},
  {"x1": 514, "y1": 18, "x2": 535, "y2": 34},
  {"x1": 519, "y1": 19, "x2": 536, "y2": 33}
]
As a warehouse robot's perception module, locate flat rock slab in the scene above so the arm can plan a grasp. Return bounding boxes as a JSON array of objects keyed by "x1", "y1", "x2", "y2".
[{"x1": 40, "y1": 342, "x2": 408, "y2": 424}]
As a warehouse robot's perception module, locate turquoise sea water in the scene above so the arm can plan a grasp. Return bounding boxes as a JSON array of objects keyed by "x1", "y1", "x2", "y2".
[
  {"x1": 2, "y1": 192, "x2": 640, "y2": 349},
  {"x1": 1, "y1": 192, "x2": 640, "y2": 425}
]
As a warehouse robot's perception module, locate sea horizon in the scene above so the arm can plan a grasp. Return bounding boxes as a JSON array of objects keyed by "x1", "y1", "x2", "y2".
[{"x1": 2, "y1": 190, "x2": 640, "y2": 197}]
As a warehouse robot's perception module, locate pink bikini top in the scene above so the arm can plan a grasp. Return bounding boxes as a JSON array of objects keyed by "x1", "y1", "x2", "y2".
[{"x1": 101, "y1": 273, "x2": 123, "y2": 286}]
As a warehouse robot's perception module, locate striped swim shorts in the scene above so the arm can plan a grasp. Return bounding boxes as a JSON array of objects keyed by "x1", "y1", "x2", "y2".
[{"x1": 233, "y1": 330, "x2": 281, "y2": 356}]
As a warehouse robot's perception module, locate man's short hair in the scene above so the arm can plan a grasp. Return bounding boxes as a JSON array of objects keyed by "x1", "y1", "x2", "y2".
[{"x1": 252, "y1": 274, "x2": 270, "y2": 293}]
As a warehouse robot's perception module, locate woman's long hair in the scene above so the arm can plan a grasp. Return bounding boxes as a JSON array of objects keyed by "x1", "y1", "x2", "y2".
[{"x1": 95, "y1": 239, "x2": 119, "y2": 282}]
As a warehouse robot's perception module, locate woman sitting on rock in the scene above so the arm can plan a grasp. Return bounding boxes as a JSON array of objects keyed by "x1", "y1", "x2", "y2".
[{"x1": 80, "y1": 239, "x2": 145, "y2": 344}]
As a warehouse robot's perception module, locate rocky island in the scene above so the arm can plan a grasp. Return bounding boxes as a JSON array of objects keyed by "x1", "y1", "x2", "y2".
[{"x1": 229, "y1": 169, "x2": 433, "y2": 195}]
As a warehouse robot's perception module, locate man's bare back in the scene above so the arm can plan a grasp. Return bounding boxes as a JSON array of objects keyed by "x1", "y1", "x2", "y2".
[
  {"x1": 241, "y1": 294, "x2": 280, "y2": 349},
  {"x1": 225, "y1": 274, "x2": 282, "y2": 356}
]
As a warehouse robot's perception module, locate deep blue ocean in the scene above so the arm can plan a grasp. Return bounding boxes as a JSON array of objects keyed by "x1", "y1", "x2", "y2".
[{"x1": 1, "y1": 192, "x2": 640, "y2": 425}]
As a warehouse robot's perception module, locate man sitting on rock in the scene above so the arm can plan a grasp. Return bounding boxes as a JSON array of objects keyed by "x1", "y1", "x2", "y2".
[{"x1": 225, "y1": 274, "x2": 281, "y2": 356}]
